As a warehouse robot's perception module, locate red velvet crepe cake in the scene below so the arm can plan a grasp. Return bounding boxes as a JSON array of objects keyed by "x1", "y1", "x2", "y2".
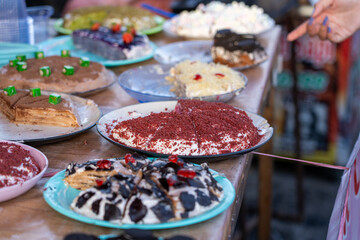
[{"x1": 110, "y1": 100, "x2": 262, "y2": 155}]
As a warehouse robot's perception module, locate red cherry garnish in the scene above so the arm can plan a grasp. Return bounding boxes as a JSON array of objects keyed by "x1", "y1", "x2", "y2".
[
  {"x1": 131, "y1": 27, "x2": 136, "y2": 36},
  {"x1": 95, "y1": 179, "x2": 104, "y2": 187},
  {"x1": 123, "y1": 33, "x2": 133, "y2": 44},
  {"x1": 167, "y1": 177, "x2": 176, "y2": 186},
  {"x1": 91, "y1": 23, "x2": 101, "y2": 31},
  {"x1": 111, "y1": 23, "x2": 121, "y2": 33},
  {"x1": 168, "y1": 155, "x2": 178, "y2": 163},
  {"x1": 177, "y1": 168, "x2": 196, "y2": 179},
  {"x1": 125, "y1": 153, "x2": 136, "y2": 164},
  {"x1": 215, "y1": 73, "x2": 225, "y2": 77},
  {"x1": 194, "y1": 74, "x2": 202, "y2": 81},
  {"x1": 96, "y1": 160, "x2": 111, "y2": 169}
]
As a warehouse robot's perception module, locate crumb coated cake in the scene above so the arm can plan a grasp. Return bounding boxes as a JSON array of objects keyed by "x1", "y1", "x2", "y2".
[
  {"x1": 66, "y1": 155, "x2": 223, "y2": 224},
  {"x1": 0, "y1": 56, "x2": 112, "y2": 93},
  {"x1": 165, "y1": 60, "x2": 246, "y2": 98},
  {"x1": 109, "y1": 99, "x2": 262, "y2": 155},
  {"x1": 0, "y1": 142, "x2": 40, "y2": 188},
  {"x1": 0, "y1": 89, "x2": 79, "y2": 127},
  {"x1": 212, "y1": 29, "x2": 267, "y2": 68}
]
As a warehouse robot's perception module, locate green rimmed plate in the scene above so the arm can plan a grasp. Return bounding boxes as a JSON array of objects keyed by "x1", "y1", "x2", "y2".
[{"x1": 53, "y1": 16, "x2": 165, "y2": 35}]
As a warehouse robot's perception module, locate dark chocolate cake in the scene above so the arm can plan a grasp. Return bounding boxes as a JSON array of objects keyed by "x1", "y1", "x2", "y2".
[{"x1": 211, "y1": 29, "x2": 267, "y2": 68}]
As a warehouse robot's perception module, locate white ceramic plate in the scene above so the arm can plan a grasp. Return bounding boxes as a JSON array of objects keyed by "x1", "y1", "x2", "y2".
[
  {"x1": 0, "y1": 92, "x2": 101, "y2": 144},
  {"x1": 0, "y1": 140, "x2": 48, "y2": 202},
  {"x1": 96, "y1": 101, "x2": 273, "y2": 162},
  {"x1": 118, "y1": 64, "x2": 248, "y2": 103},
  {"x1": 154, "y1": 40, "x2": 268, "y2": 71}
]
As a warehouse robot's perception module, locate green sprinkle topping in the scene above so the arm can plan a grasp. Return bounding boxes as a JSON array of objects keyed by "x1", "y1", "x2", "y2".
[
  {"x1": 40, "y1": 66, "x2": 51, "y2": 77},
  {"x1": 49, "y1": 94, "x2": 61, "y2": 105},
  {"x1": 9, "y1": 59, "x2": 19, "y2": 67},
  {"x1": 62, "y1": 65, "x2": 74, "y2": 75},
  {"x1": 30, "y1": 88, "x2": 41, "y2": 97},
  {"x1": 16, "y1": 61, "x2": 27, "y2": 71},
  {"x1": 35, "y1": 51, "x2": 45, "y2": 59},
  {"x1": 79, "y1": 57, "x2": 90, "y2": 67},
  {"x1": 4, "y1": 86, "x2": 16, "y2": 96},
  {"x1": 16, "y1": 55, "x2": 26, "y2": 61},
  {"x1": 61, "y1": 49, "x2": 71, "y2": 57}
]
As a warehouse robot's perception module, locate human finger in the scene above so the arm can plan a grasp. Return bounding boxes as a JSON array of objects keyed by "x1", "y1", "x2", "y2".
[
  {"x1": 287, "y1": 21, "x2": 308, "y2": 41},
  {"x1": 318, "y1": 16, "x2": 329, "y2": 40},
  {"x1": 312, "y1": 0, "x2": 334, "y2": 17},
  {"x1": 307, "y1": 21, "x2": 321, "y2": 37}
]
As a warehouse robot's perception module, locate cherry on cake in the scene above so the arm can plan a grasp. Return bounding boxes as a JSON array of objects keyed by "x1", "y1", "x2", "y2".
[
  {"x1": 165, "y1": 60, "x2": 245, "y2": 98},
  {"x1": 0, "y1": 142, "x2": 40, "y2": 188}
]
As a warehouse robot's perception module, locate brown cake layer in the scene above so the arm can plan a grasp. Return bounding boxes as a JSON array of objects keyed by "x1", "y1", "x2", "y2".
[
  {"x1": 0, "y1": 90, "x2": 79, "y2": 127},
  {"x1": 0, "y1": 56, "x2": 111, "y2": 93}
]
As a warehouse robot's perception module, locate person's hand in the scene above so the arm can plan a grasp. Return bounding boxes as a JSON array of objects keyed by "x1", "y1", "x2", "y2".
[{"x1": 287, "y1": 0, "x2": 360, "y2": 43}]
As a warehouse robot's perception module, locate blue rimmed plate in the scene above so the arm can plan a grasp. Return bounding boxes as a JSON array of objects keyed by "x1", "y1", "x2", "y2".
[
  {"x1": 43, "y1": 166, "x2": 235, "y2": 229},
  {"x1": 37, "y1": 36, "x2": 156, "y2": 67}
]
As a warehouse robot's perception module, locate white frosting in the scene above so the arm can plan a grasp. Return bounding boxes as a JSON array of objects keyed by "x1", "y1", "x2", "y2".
[{"x1": 170, "y1": 1, "x2": 274, "y2": 38}]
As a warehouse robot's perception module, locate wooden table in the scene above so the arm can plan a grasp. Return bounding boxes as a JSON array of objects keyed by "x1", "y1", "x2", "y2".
[{"x1": 0, "y1": 26, "x2": 281, "y2": 240}]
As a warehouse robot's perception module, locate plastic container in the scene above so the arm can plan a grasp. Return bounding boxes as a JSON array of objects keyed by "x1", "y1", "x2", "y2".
[
  {"x1": 26, "y1": 5, "x2": 54, "y2": 43},
  {"x1": 0, "y1": 0, "x2": 33, "y2": 44}
]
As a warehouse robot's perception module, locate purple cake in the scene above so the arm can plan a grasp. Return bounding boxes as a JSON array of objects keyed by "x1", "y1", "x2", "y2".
[{"x1": 72, "y1": 26, "x2": 152, "y2": 60}]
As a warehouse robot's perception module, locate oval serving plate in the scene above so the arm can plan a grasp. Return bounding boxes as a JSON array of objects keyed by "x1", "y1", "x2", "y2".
[
  {"x1": 53, "y1": 16, "x2": 165, "y2": 35},
  {"x1": 0, "y1": 140, "x2": 48, "y2": 202},
  {"x1": 0, "y1": 92, "x2": 101, "y2": 144},
  {"x1": 37, "y1": 36, "x2": 157, "y2": 68},
  {"x1": 118, "y1": 64, "x2": 248, "y2": 103},
  {"x1": 43, "y1": 161, "x2": 235, "y2": 229},
  {"x1": 154, "y1": 40, "x2": 268, "y2": 71},
  {"x1": 96, "y1": 101, "x2": 273, "y2": 162}
]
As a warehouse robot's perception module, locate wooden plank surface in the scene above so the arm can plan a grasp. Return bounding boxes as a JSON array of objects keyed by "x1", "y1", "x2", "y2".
[{"x1": 0, "y1": 26, "x2": 281, "y2": 240}]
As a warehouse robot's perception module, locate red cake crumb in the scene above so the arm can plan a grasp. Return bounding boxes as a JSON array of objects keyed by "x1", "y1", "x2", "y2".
[
  {"x1": 0, "y1": 142, "x2": 40, "y2": 188},
  {"x1": 109, "y1": 100, "x2": 263, "y2": 155}
]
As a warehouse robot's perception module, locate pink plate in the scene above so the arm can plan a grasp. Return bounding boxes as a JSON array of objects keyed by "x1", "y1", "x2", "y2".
[{"x1": 0, "y1": 140, "x2": 48, "y2": 202}]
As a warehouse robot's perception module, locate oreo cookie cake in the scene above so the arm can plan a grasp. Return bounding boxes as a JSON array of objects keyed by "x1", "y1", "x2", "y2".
[{"x1": 64, "y1": 154, "x2": 223, "y2": 224}]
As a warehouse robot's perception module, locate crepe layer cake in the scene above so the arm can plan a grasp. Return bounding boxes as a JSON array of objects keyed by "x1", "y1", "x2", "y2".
[
  {"x1": 0, "y1": 90, "x2": 79, "y2": 127},
  {"x1": 0, "y1": 56, "x2": 112, "y2": 93}
]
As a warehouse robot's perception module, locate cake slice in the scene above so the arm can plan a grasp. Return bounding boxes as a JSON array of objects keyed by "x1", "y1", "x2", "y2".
[
  {"x1": 211, "y1": 29, "x2": 267, "y2": 68},
  {"x1": 64, "y1": 155, "x2": 148, "y2": 190},
  {"x1": 72, "y1": 26, "x2": 152, "y2": 60},
  {"x1": 0, "y1": 89, "x2": 79, "y2": 127},
  {"x1": 165, "y1": 60, "x2": 245, "y2": 98}
]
